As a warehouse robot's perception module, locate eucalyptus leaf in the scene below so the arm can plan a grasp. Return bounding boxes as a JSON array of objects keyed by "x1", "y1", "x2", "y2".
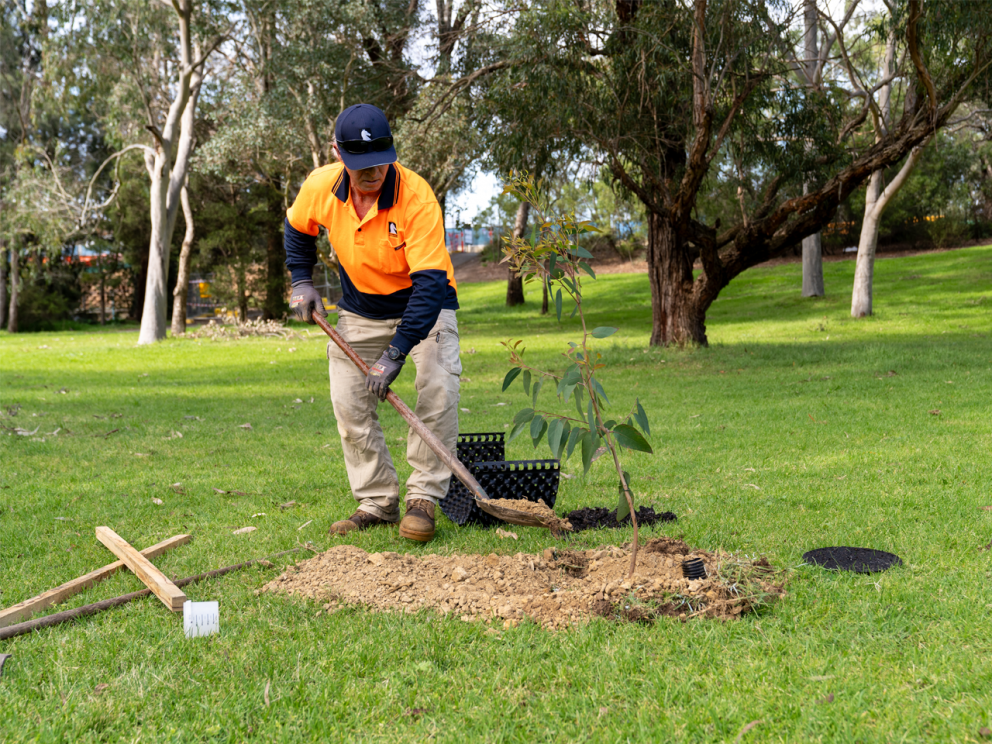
[
  {"x1": 513, "y1": 408, "x2": 535, "y2": 425},
  {"x1": 565, "y1": 427, "x2": 584, "y2": 458},
  {"x1": 547, "y1": 418, "x2": 565, "y2": 458},
  {"x1": 501, "y1": 368, "x2": 521, "y2": 392},
  {"x1": 580, "y1": 430, "x2": 599, "y2": 474},
  {"x1": 634, "y1": 399, "x2": 651, "y2": 436},
  {"x1": 531, "y1": 416, "x2": 548, "y2": 447},
  {"x1": 556, "y1": 421, "x2": 572, "y2": 459},
  {"x1": 532, "y1": 377, "x2": 543, "y2": 406},
  {"x1": 578, "y1": 260, "x2": 596, "y2": 279},
  {"x1": 613, "y1": 424, "x2": 653, "y2": 453},
  {"x1": 522, "y1": 370, "x2": 532, "y2": 396},
  {"x1": 591, "y1": 326, "x2": 618, "y2": 339},
  {"x1": 591, "y1": 377, "x2": 610, "y2": 406},
  {"x1": 586, "y1": 398, "x2": 596, "y2": 435},
  {"x1": 507, "y1": 419, "x2": 529, "y2": 444},
  {"x1": 555, "y1": 289, "x2": 563, "y2": 321}
]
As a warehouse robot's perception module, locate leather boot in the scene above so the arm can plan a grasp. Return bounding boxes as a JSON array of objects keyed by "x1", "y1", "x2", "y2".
[
  {"x1": 329, "y1": 509, "x2": 391, "y2": 536},
  {"x1": 399, "y1": 499, "x2": 435, "y2": 542}
]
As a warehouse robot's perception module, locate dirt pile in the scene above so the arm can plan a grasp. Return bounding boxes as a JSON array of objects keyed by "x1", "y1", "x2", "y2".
[
  {"x1": 565, "y1": 505, "x2": 677, "y2": 531},
  {"x1": 261, "y1": 538, "x2": 785, "y2": 629}
]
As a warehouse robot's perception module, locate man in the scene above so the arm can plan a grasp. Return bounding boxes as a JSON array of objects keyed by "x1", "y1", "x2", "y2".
[{"x1": 284, "y1": 103, "x2": 461, "y2": 543}]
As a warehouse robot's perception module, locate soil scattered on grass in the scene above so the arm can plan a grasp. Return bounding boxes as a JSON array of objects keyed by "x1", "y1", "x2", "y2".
[
  {"x1": 482, "y1": 498, "x2": 573, "y2": 535},
  {"x1": 565, "y1": 505, "x2": 677, "y2": 531},
  {"x1": 261, "y1": 537, "x2": 785, "y2": 629}
]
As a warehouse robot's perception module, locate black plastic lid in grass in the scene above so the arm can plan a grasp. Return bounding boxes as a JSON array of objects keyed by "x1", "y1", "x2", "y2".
[{"x1": 802, "y1": 547, "x2": 903, "y2": 573}]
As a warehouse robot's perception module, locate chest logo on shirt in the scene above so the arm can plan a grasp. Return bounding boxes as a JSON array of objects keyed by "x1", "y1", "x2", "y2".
[{"x1": 389, "y1": 222, "x2": 398, "y2": 235}]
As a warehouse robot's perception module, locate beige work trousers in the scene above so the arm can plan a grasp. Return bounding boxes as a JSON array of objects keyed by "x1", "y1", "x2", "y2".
[{"x1": 327, "y1": 309, "x2": 461, "y2": 522}]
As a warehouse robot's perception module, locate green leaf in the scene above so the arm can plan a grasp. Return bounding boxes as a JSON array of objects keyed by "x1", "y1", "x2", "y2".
[
  {"x1": 548, "y1": 253, "x2": 557, "y2": 276},
  {"x1": 580, "y1": 430, "x2": 599, "y2": 474},
  {"x1": 522, "y1": 370, "x2": 531, "y2": 396},
  {"x1": 565, "y1": 427, "x2": 583, "y2": 459},
  {"x1": 530, "y1": 414, "x2": 547, "y2": 446},
  {"x1": 513, "y1": 408, "x2": 535, "y2": 425},
  {"x1": 507, "y1": 419, "x2": 529, "y2": 444},
  {"x1": 555, "y1": 289, "x2": 562, "y2": 321},
  {"x1": 573, "y1": 385, "x2": 584, "y2": 417},
  {"x1": 634, "y1": 399, "x2": 651, "y2": 436},
  {"x1": 617, "y1": 471, "x2": 632, "y2": 522},
  {"x1": 569, "y1": 303, "x2": 579, "y2": 319},
  {"x1": 578, "y1": 260, "x2": 596, "y2": 279},
  {"x1": 501, "y1": 368, "x2": 521, "y2": 392},
  {"x1": 532, "y1": 377, "x2": 543, "y2": 406},
  {"x1": 603, "y1": 419, "x2": 616, "y2": 430},
  {"x1": 573, "y1": 245, "x2": 593, "y2": 259},
  {"x1": 613, "y1": 424, "x2": 653, "y2": 454},
  {"x1": 555, "y1": 421, "x2": 571, "y2": 460},
  {"x1": 591, "y1": 326, "x2": 618, "y2": 339},
  {"x1": 586, "y1": 399, "x2": 596, "y2": 435},
  {"x1": 547, "y1": 418, "x2": 565, "y2": 458},
  {"x1": 591, "y1": 377, "x2": 610, "y2": 406}
]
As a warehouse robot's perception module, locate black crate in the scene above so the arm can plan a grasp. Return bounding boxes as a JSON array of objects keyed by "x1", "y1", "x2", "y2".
[{"x1": 440, "y1": 433, "x2": 560, "y2": 527}]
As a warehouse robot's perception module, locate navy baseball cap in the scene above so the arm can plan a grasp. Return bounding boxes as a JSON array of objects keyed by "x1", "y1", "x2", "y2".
[{"x1": 334, "y1": 104, "x2": 397, "y2": 170}]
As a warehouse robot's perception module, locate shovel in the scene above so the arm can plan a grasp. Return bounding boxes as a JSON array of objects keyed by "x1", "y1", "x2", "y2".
[{"x1": 312, "y1": 314, "x2": 568, "y2": 534}]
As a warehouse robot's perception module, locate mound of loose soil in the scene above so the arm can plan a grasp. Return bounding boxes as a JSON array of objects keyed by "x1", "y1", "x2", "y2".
[
  {"x1": 564, "y1": 506, "x2": 677, "y2": 532},
  {"x1": 261, "y1": 538, "x2": 785, "y2": 629}
]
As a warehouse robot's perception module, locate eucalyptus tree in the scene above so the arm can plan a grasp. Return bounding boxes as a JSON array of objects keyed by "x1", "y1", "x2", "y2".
[{"x1": 488, "y1": 0, "x2": 992, "y2": 345}]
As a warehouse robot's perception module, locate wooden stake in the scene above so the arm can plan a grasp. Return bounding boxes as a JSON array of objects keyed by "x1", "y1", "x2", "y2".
[
  {"x1": 95, "y1": 527, "x2": 187, "y2": 612},
  {"x1": 0, "y1": 534, "x2": 191, "y2": 628}
]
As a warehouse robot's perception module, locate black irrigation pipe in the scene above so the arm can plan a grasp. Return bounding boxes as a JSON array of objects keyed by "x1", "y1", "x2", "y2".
[{"x1": 0, "y1": 548, "x2": 302, "y2": 641}]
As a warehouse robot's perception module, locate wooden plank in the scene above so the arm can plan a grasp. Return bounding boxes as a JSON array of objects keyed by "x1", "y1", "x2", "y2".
[
  {"x1": 0, "y1": 534, "x2": 191, "y2": 628},
  {"x1": 95, "y1": 527, "x2": 188, "y2": 612}
]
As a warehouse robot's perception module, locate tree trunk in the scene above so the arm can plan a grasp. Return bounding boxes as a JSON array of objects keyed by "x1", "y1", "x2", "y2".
[
  {"x1": 236, "y1": 264, "x2": 249, "y2": 322},
  {"x1": 7, "y1": 245, "x2": 19, "y2": 333},
  {"x1": 801, "y1": 230, "x2": 825, "y2": 297},
  {"x1": 170, "y1": 184, "x2": 195, "y2": 335},
  {"x1": 800, "y1": 0, "x2": 825, "y2": 298},
  {"x1": 0, "y1": 245, "x2": 7, "y2": 330},
  {"x1": 851, "y1": 171, "x2": 882, "y2": 317},
  {"x1": 263, "y1": 182, "x2": 287, "y2": 320},
  {"x1": 647, "y1": 212, "x2": 705, "y2": 346},
  {"x1": 137, "y1": 11, "x2": 204, "y2": 345},
  {"x1": 99, "y1": 259, "x2": 106, "y2": 325},
  {"x1": 506, "y1": 199, "x2": 531, "y2": 307}
]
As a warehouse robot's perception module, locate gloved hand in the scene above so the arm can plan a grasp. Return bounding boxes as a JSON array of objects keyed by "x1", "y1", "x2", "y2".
[
  {"x1": 366, "y1": 347, "x2": 405, "y2": 400},
  {"x1": 289, "y1": 280, "x2": 326, "y2": 324}
]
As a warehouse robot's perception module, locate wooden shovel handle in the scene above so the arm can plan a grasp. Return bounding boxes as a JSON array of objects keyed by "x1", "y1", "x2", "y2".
[{"x1": 312, "y1": 314, "x2": 490, "y2": 501}]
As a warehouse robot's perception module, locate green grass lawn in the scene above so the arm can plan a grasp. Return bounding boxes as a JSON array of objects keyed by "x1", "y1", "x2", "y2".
[{"x1": 2, "y1": 245, "x2": 991, "y2": 743}]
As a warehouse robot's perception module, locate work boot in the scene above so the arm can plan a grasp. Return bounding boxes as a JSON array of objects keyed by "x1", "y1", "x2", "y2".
[
  {"x1": 399, "y1": 499, "x2": 435, "y2": 542},
  {"x1": 329, "y1": 509, "x2": 391, "y2": 536}
]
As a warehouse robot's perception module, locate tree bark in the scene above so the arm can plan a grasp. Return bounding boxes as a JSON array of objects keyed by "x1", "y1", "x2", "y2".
[
  {"x1": 263, "y1": 182, "x2": 287, "y2": 320},
  {"x1": 801, "y1": 0, "x2": 824, "y2": 297},
  {"x1": 236, "y1": 264, "x2": 249, "y2": 322},
  {"x1": 647, "y1": 212, "x2": 705, "y2": 346},
  {"x1": 170, "y1": 184, "x2": 195, "y2": 335},
  {"x1": 7, "y1": 245, "x2": 19, "y2": 333},
  {"x1": 0, "y1": 245, "x2": 7, "y2": 330},
  {"x1": 506, "y1": 199, "x2": 531, "y2": 307},
  {"x1": 99, "y1": 256, "x2": 106, "y2": 325},
  {"x1": 137, "y1": 7, "x2": 205, "y2": 345}
]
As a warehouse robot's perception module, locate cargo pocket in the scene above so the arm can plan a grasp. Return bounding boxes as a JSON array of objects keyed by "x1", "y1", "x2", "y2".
[
  {"x1": 378, "y1": 237, "x2": 408, "y2": 275},
  {"x1": 436, "y1": 324, "x2": 462, "y2": 376}
]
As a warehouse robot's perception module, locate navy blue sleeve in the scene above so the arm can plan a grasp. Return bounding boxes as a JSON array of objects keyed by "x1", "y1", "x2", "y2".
[
  {"x1": 284, "y1": 219, "x2": 318, "y2": 284},
  {"x1": 390, "y1": 269, "x2": 449, "y2": 355}
]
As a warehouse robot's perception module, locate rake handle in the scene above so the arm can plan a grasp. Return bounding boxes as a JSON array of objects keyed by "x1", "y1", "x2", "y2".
[{"x1": 312, "y1": 314, "x2": 489, "y2": 502}]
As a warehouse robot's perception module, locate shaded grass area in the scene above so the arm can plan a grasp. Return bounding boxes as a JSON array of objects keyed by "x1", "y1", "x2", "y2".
[{"x1": 1, "y1": 245, "x2": 991, "y2": 742}]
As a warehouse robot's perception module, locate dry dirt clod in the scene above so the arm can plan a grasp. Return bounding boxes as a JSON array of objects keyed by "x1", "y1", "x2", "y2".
[{"x1": 262, "y1": 541, "x2": 785, "y2": 629}]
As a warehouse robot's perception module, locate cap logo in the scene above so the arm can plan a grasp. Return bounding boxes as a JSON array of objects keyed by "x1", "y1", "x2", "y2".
[{"x1": 361, "y1": 129, "x2": 372, "y2": 142}]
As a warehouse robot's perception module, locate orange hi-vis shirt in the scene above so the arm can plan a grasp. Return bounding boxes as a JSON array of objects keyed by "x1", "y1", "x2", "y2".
[{"x1": 284, "y1": 162, "x2": 458, "y2": 355}]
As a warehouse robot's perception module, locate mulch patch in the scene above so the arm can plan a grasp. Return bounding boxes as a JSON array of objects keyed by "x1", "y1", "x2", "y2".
[
  {"x1": 802, "y1": 546, "x2": 903, "y2": 573},
  {"x1": 564, "y1": 505, "x2": 677, "y2": 532}
]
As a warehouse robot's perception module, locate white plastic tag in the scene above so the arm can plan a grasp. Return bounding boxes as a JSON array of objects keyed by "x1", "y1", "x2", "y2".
[{"x1": 183, "y1": 601, "x2": 220, "y2": 638}]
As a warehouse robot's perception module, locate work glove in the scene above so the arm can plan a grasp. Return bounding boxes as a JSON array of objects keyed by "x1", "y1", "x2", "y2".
[
  {"x1": 289, "y1": 280, "x2": 326, "y2": 324},
  {"x1": 366, "y1": 347, "x2": 405, "y2": 400}
]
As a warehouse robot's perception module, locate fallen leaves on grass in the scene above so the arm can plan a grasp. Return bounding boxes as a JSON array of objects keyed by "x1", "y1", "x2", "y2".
[
  {"x1": 929, "y1": 409, "x2": 941, "y2": 416},
  {"x1": 816, "y1": 693, "x2": 834, "y2": 704},
  {"x1": 297, "y1": 520, "x2": 313, "y2": 531},
  {"x1": 151, "y1": 498, "x2": 164, "y2": 505},
  {"x1": 979, "y1": 728, "x2": 992, "y2": 739},
  {"x1": 743, "y1": 483, "x2": 761, "y2": 490},
  {"x1": 53, "y1": 517, "x2": 73, "y2": 521},
  {"x1": 980, "y1": 506, "x2": 992, "y2": 511},
  {"x1": 251, "y1": 512, "x2": 266, "y2": 518},
  {"x1": 213, "y1": 488, "x2": 248, "y2": 496},
  {"x1": 171, "y1": 483, "x2": 185, "y2": 494},
  {"x1": 279, "y1": 501, "x2": 297, "y2": 510},
  {"x1": 495, "y1": 528, "x2": 518, "y2": 540},
  {"x1": 12, "y1": 426, "x2": 40, "y2": 437},
  {"x1": 238, "y1": 423, "x2": 253, "y2": 430},
  {"x1": 263, "y1": 680, "x2": 270, "y2": 707},
  {"x1": 233, "y1": 526, "x2": 257, "y2": 535},
  {"x1": 404, "y1": 707, "x2": 431, "y2": 718},
  {"x1": 735, "y1": 720, "x2": 762, "y2": 743},
  {"x1": 163, "y1": 431, "x2": 183, "y2": 440},
  {"x1": 93, "y1": 684, "x2": 109, "y2": 696},
  {"x1": 132, "y1": 452, "x2": 150, "y2": 457}
]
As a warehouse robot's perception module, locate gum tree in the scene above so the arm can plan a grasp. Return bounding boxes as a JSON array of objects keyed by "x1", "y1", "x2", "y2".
[
  {"x1": 499, "y1": 175, "x2": 653, "y2": 579},
  {"x1": 486, "y1": 0, "x2": 992, "y2": 345}
]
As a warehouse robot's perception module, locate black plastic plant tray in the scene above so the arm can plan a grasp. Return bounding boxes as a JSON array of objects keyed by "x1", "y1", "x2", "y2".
[{"x1": 441, "y1": 433, "x2": 560, "y2": 527}]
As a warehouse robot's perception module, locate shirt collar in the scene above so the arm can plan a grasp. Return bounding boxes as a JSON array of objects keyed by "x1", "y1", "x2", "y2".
[{"x1": 332, "y1": 164, "x2": 399, "y2": 211}]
